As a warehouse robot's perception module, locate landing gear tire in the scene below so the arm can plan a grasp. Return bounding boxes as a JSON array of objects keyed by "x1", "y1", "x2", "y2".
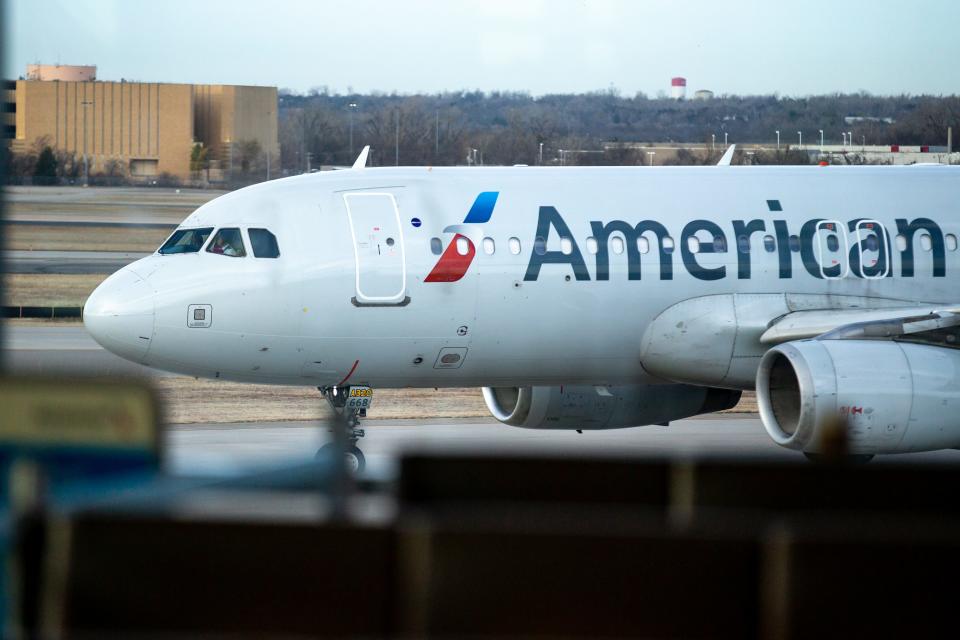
[
  {"x1": 316, "y1": 443, "x2": 367, "y2": 473},
  {"x1": 804, "y1": 452, "x2": 874, "y2": 464}
]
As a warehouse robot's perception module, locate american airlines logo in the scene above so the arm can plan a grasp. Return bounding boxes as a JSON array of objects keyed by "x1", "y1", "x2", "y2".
[
  {"x1": 425, "y1": 191, "x2": 499, "y2": 282},
  {"x1": 524, "y1": 206, "x2": 947, "y2": 282}
]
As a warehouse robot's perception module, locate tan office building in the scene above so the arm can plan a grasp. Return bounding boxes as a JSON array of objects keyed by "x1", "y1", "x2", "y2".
[{"x1": 6, "y1": 65, "x2": 278, "y2": 181}]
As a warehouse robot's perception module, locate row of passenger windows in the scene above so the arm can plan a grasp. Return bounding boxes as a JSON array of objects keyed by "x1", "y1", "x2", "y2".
[
  {"x1": 159, "y1": 227, "x2": 281, "y2": 258},
  {"x1": 430, "y1": 232, "x2": 957, "y2": 257}
]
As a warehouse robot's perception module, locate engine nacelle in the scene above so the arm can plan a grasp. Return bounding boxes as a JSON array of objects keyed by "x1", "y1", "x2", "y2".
[
  {"x1": 757, "y1": 339, "x2": 960, "y2": 455},
  {"x1": 482, "y1": 384, "x2": 741, "y2": 430}
]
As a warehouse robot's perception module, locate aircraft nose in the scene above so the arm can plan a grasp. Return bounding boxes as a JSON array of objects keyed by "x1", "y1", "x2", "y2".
[{"x1": 83, "y1": 267, "x2": 156, "y2": 363}]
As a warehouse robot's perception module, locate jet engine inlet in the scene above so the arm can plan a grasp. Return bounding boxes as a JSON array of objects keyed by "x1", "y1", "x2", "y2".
[{"x1": 482, "y1": 386, "x2": 533, "y2": 425}]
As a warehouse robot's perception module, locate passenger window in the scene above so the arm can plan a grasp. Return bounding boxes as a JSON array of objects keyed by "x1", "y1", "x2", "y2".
[
  {"x1": 637, "y1": 237, "x2": 649, "y2": 254},
  {"x1": 826, "y1": 234, "x2": 840, "y2": 252},
  {"x1": 456, "y1": 237, "x2": 470, "y2": 256},
  {"x1": 534, "y1": 236, "x2": 547, "y2": 256},
  {"x1": 737, "y1": 235, "x2": 750, "y2": 253},
  {"x1": 895, "y1": 235, "x2": 907, "y2": 252},
  {"x1": 611, "y1": 236, "x2": 624, "y2": 255},
  {"x1": 663, "y1": 237, "x2": 675, "y2": 253},
  {"x1": 508, "y1": 237, "x2": 521, "y2": 255},
  {"x1": 920, "y1": 234, "x2": 933, "y2": 252},
  {"x1": 430, "y1": 238, "x2": 443, "y2": 255},
  {"x1": 713, "y1": 235, "x2": 727, "y2": 252},
  {"x1": 687, "y1": 236, "x2": 700, "y2": 253},
  {"x1": 560, "y1": 237, "x2": 573, "y2": 255},
  {"x1": 248, "y1": 228, "x2": 280, "y2": 258},
  {"x1": 864, "y1": 233, "x2": 880, "y2": 252},
  {"x1": 206, "y1": 228, "x2": 247, "y2": 257},
  {"x1": 482, "y1": 237, "x2": 495, "y2": 255},
  {"x1": 789, "y1": 235, "x2": 801, "y2": 252},
  {"x1": 159, "y1": 227, "x2": 213, "y2": 255},
  {"x1": 586, "y1": 237, "x2": 599, "y2": 255},
  {"x1": 763, "y1": 235, "x2": 776, "y2": 252},
  {"x1": 946, "y1": 234, "x2": 958, "y2": 251}
]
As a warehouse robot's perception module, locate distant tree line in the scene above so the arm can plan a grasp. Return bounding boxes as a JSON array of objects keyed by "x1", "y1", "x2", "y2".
[{"x1": 279, "y1": 90, "x2": 960, "y2": 169}]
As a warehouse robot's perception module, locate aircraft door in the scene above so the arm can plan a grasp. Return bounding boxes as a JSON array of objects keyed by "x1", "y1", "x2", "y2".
[
  {"x1": 343, "y1": 192, "x2": 409, "y2": 305},
  {"x1": 814, "y1": 220, "x2": 849, "y2": 279}
]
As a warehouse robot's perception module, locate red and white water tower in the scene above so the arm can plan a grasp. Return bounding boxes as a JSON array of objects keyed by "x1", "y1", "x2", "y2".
[{"x1": 671, "y1": 77, "x2": 687, "y2": 100}]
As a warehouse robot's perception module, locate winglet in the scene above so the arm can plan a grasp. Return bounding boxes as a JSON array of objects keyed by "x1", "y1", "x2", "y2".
[
  {"x1": 352, "y1": 145, "x2": 370, "y2": 170},
  {"x1": 717, "y1": 144, "x2": 736, "y2": 166}
]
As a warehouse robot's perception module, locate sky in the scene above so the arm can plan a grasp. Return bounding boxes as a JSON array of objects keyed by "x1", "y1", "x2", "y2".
[{"x1": 5, "y1": 0, "x2": 959, "y2": 96}]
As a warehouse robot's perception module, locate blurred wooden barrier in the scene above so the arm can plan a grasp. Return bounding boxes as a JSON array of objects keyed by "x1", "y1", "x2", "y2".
[
  {"x1": 398, "y1": 516, "x2": 760, "y2": 639},
  {"x1": 401, "y1": 454, "x2": 960, "y2": 517},
  {"x1": 42, "y1": 513, "x2": 396, "y2": 639},
  {"x1": 761, "y1": 520, "x2": 960, "y2": 640},
  {"x1": 400, "y1": 454, "x2": 673, "y2": 512},
  {"x1": 36, "y1": 454, "x2": 960, "y2": 639}
]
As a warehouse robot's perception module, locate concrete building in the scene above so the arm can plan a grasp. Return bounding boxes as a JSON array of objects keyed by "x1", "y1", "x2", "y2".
[
  {"x1": 26, "y1": 64, "x2": 96, "y2": 82},
  {"x1": 5, "y1": 65, "x2": 278, "y2": 182}
]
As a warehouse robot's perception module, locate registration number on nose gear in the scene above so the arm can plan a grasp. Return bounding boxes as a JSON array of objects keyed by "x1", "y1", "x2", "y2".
[{"x1": 346, "y1": 386, "x2": 373, "y2": 410}]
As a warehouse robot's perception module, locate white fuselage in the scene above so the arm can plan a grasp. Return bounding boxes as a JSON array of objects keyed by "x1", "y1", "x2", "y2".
[{"x1": 84, "y1": 165, "x2": 959, "y2": 390}]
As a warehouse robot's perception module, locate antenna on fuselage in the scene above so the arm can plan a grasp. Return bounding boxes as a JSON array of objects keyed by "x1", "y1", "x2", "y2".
[
  {"x1": 717, "y1": 144, "x2": 736, "y2": 166},
  {"x1": 352, "y1": 145, "x2": 370, "y2": 170}
]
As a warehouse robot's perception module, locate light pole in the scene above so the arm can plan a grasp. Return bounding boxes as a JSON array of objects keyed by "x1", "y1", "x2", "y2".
[
  {"x1": 724, "y1": 132, "x2": 728, "y2": 146},
  {"x1": 348, "y1": 103, "x2": 357, "y2": 158},
  {"x1": 81, "y1": 99, "x2": 93, "y2": 186},
  {"x1": 646, "y1": 151, "x2": 656, "y2": 166},
  {"x1": 797, "y1": 131, "x2": 802, "y2": 149},
  {"x1": 819, "y1": 129, "x2": 824, "y2": 152},
  {"x1": 711, "y1": 134, "x2": 716, "y2": 151},
  {"x1": 847, "y1": 132, "x2": 853, "y2": 151},
  {"x1": 776, "y1": 130, "x2": 780, "y2": 151},
  {"x1": 842, "y1": 132, "x2": 847, "y2": 147},
  {"x1": 539, "y1": 142, "x2": 543, "y2": 166}
]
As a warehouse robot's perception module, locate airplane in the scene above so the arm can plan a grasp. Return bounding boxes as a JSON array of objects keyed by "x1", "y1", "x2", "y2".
[{"x1": 83, "y1": 146, "x2": 960, "y2": 470}]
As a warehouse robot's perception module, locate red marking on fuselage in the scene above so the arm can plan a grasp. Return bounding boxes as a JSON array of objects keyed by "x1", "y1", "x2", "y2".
[
  {"x1": 337, "y1": 359, "x2": 360, "y2": 387},
  {"x1": 425, "y1": 234, "x2": 476, "y2": 283}
]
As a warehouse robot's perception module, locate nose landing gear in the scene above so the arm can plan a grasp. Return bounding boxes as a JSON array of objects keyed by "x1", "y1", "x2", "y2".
[{"x1": 317, "y1": 385, "x2": 372, "y2": 473}]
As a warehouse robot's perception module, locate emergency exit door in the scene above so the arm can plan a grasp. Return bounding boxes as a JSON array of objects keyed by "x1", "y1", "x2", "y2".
[{"x1": 343, "y1": 192, "x2": 408, "y2": 305}]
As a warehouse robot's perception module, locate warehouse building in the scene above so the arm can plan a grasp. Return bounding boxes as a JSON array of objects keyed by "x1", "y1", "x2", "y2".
[{"x1": 4, "y1": 64, "x2": 278, "y2": 182}]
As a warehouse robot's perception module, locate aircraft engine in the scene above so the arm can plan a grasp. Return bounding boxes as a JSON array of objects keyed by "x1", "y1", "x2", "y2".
[
  {"x1": 481, "y1": 384, "x2": 741, "y2": 430},
  {"x1": 757, "y1": 339, "x2": 960, "y2": 455}
]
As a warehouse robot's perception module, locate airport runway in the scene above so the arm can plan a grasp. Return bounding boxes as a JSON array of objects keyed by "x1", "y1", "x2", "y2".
[
  {"x1": 6, "y1": 322, "x2": 960, "y2": 479},
  {"x1": 5, "y1": 186, "x2": 223, "y2": 225},
  {"x1": 3, "y1": 322, "x2": 160, "y2": 376},
  {"x1": 4, "y1": 250, "x2": 148, "y2": 274}
]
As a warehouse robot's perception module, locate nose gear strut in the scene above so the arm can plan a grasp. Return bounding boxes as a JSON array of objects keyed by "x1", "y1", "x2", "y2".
[{"x1": 317, "y1": 385, "x2": 371, "y2": 473}]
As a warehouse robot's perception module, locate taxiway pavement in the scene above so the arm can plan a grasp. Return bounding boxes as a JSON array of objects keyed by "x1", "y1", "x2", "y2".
[{"x1": 4, "y1": 250, "x2": 149, "y2": 274}]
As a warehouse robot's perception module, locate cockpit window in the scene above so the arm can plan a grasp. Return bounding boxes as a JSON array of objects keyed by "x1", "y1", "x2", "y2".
[
  {"x1": 158, "y1": 227, "x2": 214, "y2": 255},
  {"x1": 249, "y1": 228, "x2": 280, "y2": 258},
  {"x1": 206, "y1": 228, "x2": 247, "y2": 257}
]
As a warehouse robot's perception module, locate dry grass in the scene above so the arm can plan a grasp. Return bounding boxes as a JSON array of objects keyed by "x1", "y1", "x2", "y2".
[
  {"x1": 4, "y1": 274, "x2": 107, "y2": 306},
  {"x1": 154, "y1": 377, "x2": 757, "y2": 425},
  {"x1": 5, "y1": 225, "x2": 172, "y2": 252},
  {"x1": 155, "y1": 377, "x2": 489, "y2": 424}
]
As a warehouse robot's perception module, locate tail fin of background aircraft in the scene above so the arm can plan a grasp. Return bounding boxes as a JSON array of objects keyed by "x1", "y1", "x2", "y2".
[
  {"x1": 717, "y1": 144, "x2": 736, "y2": 166},
  {"x1": 352, "y1": 146, "x2": 370, "y2": 170}
]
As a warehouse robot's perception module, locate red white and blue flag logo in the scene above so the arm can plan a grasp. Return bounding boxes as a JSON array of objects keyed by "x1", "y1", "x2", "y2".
[{"x1": 425, "y1": 191, "x2": 499, "y2": 283}]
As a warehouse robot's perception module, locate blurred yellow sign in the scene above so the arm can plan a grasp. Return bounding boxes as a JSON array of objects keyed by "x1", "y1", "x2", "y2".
[{"x1": 0, "y1": 377, "x2": 159, "y2": 452}]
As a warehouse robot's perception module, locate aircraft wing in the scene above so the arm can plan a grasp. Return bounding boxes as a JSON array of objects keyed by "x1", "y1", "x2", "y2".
[{"x1": 760, "y1": 305, "x2": 960, "y2": 344}]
